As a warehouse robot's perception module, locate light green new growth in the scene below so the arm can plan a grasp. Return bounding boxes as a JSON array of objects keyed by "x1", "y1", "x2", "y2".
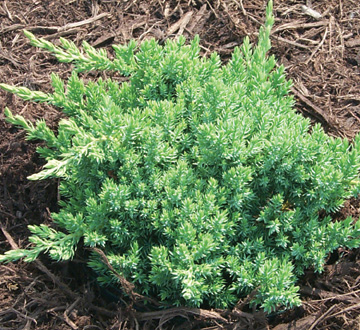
[{"x1": 2, "y1": 0, "x2": 360, "y2": 312}]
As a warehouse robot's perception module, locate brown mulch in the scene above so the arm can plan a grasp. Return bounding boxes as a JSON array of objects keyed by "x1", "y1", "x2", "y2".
[{"x1": 1, "y1": 0, "x2": 360, "y2": 329}]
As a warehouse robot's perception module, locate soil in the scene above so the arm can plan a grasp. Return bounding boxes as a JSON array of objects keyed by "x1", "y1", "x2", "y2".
[{"x1": 0, "y1": 0, "x2": 360, "y2": 329}]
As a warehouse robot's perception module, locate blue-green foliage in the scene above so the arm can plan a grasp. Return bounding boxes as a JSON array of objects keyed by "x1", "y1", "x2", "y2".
[{"x1": 1, "y1": 1, "x2": 360, "y2": 312}]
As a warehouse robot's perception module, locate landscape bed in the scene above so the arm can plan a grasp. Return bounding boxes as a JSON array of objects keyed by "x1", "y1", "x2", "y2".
[{"x1": 3, "y1": 0, "x2": 356, "y2": 330}]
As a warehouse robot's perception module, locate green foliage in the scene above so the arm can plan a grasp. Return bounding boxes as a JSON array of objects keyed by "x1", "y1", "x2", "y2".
[{"x1": 2, "y1": 0, "x2": 360, "y2": 312}]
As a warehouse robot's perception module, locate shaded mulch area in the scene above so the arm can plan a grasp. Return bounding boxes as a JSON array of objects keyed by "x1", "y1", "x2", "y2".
[{"x1": 1, "y1": 0, "x2": 360, "y2": 329}]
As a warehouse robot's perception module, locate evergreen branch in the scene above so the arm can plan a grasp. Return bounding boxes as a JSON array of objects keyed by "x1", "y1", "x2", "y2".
[
  {"x1": 0, "y1": 83, "x2": 52, "y2": 102},
  {"x1": 23, "y1": 30, "x2": 119, "y2": 72}
]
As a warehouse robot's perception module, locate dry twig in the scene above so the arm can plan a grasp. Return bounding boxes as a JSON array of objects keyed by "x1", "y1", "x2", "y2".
[
  {"x1": 325, "y1": 302, "x2": 360, "y2": 320},
  {"x1": 63, "y1": 297, "x2": 82, "y2": 330},
  {"x1": 304, "y1": 27, "x2": 328, "y2": 64},
  {"x1": 1, "y1": 225, "x2": 79, "y2": 300},
  {"x1": 274, "y1": 20, "x2": 328, "y2": 33},
  {"x1": 166, "y1": 11, "x2": 193, "y2": 36},
  {"x1": 272, "y1": 35, "x2": 310, "y2": 49},
  {"x1": 308, "y1": 305, "x2": 337, "y2": 330}
]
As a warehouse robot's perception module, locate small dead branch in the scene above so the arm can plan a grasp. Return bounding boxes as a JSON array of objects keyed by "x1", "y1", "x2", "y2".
[
  {"x1": 0, "y1": 47, "x2": 22, "y2": 68},
  {"x1": 0, "y1": 209, "x2": 17, "y2": 219},
  {"x1": 63, "y1": 313, "x2": 78, "y2": 330},
  {"x1": 26, "y1": 12, "x2": 111, "y2": 36},
  {"x1": 63, "y1": 297, "x2": 82, "y2": 330},
  {"x1": 34, "y1": 260, "x2": 79, "y2": 300},
  {"x1": 325, "y1": 302, "x2": 360, "y2": 320},
  {"x1": 308, "y1": 305, "x2": 337, "y2": 330},
  {"x1": 138, "y1": 23, "x2": 163, "y2": 41},
  {"x1": 335, "y1": 20, "x2": 345, "y2": 59},
  {"x1": 3, "y1": 1, "x2": 13, "y2": 21},
  {"x1": 136, "y1": 306, "x2": 227, "y2": 324},
  {"x1": 1, "y1": 225, "x2": 79, "y2": 300},
  {"x1": 1, "y1": 226, "x2": 18, "y2": 250},
  {"x1": 205, "y1": 0, "x2": 219, "y2": 19},
  {"x1": 305, "y1": 286, "x2": 360, "y2": 304},
  {"x1": 5, "y1": 308, "x2": 37, "y2": 326},
  {"x1": 0, "y1": 23, "x2": 25, "y2": 34},
  {"x1": 304, "y1": 26, "x2": 328, "y2": 64},
  {"x1": 291, "y1": 86, "x2": 333, "y2": 125},
  {"x1": 166, "y1": 11, "x2": 193, "y2": 37},
  {"x1": 273, "y1": 20, "x2": 328, "y2": 33},
  {"x1": 55, "y1": 12, "x2": 111, "y2": 33},
  {"x1": 272, "y1": 35, "x2": 310, "y2": 49},
  {"x1": 338, "y1": 95, "x2": 360, "y2": 101},
  {"x1": 233, "y1": 0, "x2": 247, "y2": 16}
]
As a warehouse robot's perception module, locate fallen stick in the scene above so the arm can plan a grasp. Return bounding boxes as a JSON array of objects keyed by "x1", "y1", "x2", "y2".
[
  {"x1": 274, "y1": 20, "x2": 328, "y2": 33},
  {"x1": 325, "y1": 302, "x2": 360, "y2": 319},
  {"x1": 272, "y1": 35, "x2": 310, "y2": 49},
  {"x1": 291, "y1": 86, "x2": 331, "y2": 124},
  {"x1": 136, "y1": 306, "x2": 227, "y2": 323},
  {"x1": 26, "y1": 12, "x2": 111, "y2": 36},
  {"x1": 166, "y1": 11, "x2": 193, "y2": 36},
  {"x1": 1, "y1": 225, "x2": 79, "y2": 300},
  {"x1": 305, "y1": 26, "x2": 328, "y2": 64}
]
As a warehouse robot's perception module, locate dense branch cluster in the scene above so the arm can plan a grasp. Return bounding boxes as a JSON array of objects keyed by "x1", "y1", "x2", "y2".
[{"x1": 1, "y1": 1, "x2": 360, "y2": 312}]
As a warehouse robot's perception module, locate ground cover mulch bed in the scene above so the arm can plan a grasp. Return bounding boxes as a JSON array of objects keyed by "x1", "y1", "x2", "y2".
[{"x1": 0, "y1": 0, "x2": 360, "y2": 329}]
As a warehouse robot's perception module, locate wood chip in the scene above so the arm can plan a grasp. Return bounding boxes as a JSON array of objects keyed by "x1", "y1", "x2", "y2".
[
  {"x1": 91, "y1": 33, "x2": 115, "y2": 48},
  {"x1": 187, "y1": 4, "x2": 207, "y2": 34},
  {"x1": 301, "y1": 5, "x2": 322, "y2": 20},
  {"x1": 3, "y1": 1, "x2": 13, "y2": 21},
  {"x1": 291, "y1": 86, "x2": 332, "y2": 124},
  {"x1": 166, "y1": 11, "x2": 193, "y2": 36},
  {"x1": 346, "y1": 38, "x2": 360, "y2": 48},
  {"x1": 273, "y1": 315, "x2": 317, "y2": 330}
]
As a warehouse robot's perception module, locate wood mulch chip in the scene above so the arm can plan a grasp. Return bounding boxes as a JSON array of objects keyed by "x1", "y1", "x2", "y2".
[{"x1": 1, "y1": 0, "x2": 360, "y2": 329}]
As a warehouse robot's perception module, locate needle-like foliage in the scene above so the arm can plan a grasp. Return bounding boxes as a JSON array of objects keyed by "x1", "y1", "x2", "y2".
[{"x1": 1, "y1": 1, "x2": 360, "y2": 312}]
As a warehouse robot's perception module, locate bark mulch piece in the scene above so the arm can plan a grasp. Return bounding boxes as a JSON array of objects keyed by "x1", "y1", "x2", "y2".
[{"x1": 1, "y1": 0, "x2": 360, "y2": 329}]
